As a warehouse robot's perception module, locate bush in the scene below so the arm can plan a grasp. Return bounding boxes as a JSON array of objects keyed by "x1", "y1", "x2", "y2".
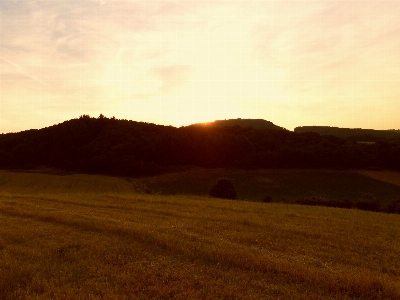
[
  {"x1": 337, "y1": 199, "x2": 354, "y2": 209},
  {"x1": 355, "y1": 200, "x2": 381, "y2": 212},
  {"x1": 354, "y1": 193, "x2": 381, "y2": 212},
  {"x1": 260, "y1": 195, "x2": 273, "y2": 203},
  {"x1": 209, "y1": 178, "x2": 238, "y2": 200},
  {"x1": 295, "y1": 197, "x2": 354, "y2": 209},
  {"x1": 385, "y1": 199, "x2": 400, "y2": 214}
]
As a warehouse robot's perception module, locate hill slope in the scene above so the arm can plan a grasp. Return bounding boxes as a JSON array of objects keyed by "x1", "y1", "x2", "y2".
[
  {"x1": 141, "y1": 168, "x2": 400, "y2": 204},
  {"x1": 1, "y1": 115, "x2": 400, "y2": 177},
  {"x1": 295, "y1": 126, "x2": 400, "y2": 141},
  {"x1": 191, "y1": 118, "x2": 286, "y2": 130},
  {"x1": 2, "y1": 168, "x2": 400, "y2": 212},
  {"x1": 0, "y1": 171, "x2": 399, "y2": 299}
]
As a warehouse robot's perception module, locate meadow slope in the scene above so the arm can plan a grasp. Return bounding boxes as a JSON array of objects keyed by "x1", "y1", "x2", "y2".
[
  {"x1": 0, "y1": 170, "x2": 400, "y2": 299},
  {"x1": 141, "y1": 168, "x2": 400, "y2": 203}
]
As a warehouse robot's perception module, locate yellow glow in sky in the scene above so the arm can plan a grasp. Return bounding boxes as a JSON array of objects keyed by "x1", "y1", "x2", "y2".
[{"x1": 1, "y1": 1, "x2": 400, "y2": 133}]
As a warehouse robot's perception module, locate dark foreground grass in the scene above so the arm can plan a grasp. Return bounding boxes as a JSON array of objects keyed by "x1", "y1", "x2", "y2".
[{"x1": 1, "y1": 171, "x2": 400, "y2": 299}]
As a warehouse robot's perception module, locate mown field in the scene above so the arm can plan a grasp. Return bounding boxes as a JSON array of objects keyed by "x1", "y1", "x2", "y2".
[
  {"x1": 0, "y1": 170, "x2": 400, "y2": 299},
  {"x1": 141, "y1": 168, "x2": 400, "y2": 204}
]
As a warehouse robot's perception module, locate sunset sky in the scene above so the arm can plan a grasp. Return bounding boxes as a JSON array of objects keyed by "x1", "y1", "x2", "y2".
[{"x1": 1, "y1": 0, "x2": 400, "y2": 133}]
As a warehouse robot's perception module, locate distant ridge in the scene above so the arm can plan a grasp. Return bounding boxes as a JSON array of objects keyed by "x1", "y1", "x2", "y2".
[
  {"x1": 294, "y1": 126, "x2": 400, "y2": 141},
  {"x1": 191, "y1": 118, "x2": 286, "y2": 130},
  {"x1": 1, "y1": 115, "x2": 400, "y2": 177}
]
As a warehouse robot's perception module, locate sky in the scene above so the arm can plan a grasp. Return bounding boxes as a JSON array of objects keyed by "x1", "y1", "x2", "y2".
[{"x1": 1, "y1": 0, "x2": 400, "y2": 133}]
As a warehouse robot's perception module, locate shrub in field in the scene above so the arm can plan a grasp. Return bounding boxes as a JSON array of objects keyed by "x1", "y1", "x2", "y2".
[
  {"x1": 260, "y1": 195, "x2": 273, "y2": 203},
  {"x1": 209, "y1": 178, "x2": 238, "y2": 200},
  {"x1": 294, "y1": 196, "x2": 399, "y2": 214},
  {"x1": 385, "y1": 199, "x2": 400, "y2": 214},
  {"x1": 339, "y1": 199, "x2": 354, "y2": 209},
  {"x1": 295, "y1": 197, "x2": 354, "y2": 209},
  {"x1": 295, "y1": 197, "x2": 321, "y2": 206},
  {"x1": 351, "y1": 193, "x2": 381, "y2": 212},
  {"x1": 355, "y1": 200, "x2": 381, "y2": 212}
]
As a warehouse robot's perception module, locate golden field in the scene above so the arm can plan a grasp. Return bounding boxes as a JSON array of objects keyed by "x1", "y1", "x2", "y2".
[{"x1": 0, "y1": 170, "x2": 400, "y2": 299}]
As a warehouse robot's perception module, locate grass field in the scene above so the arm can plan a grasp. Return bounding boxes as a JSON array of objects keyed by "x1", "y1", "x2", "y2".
[
  {"x1": 357, "y1": 170, "x2": 400, "y2": 187},
  {"x1": 141, "y1": 168, "x2": 400, "y2": 204},
  {"x1": 0, "y1": 170, "x2": 140, "y2": 195},
  {"x1": 1, "y1": 170, "x2": 400, "y2": 299}
]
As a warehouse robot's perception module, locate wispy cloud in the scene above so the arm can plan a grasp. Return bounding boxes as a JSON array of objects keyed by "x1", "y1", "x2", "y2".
[
  {"x1": 249, "y1": 1, "x2": 400, "y2": 127},
  {"x1": 1, "y1": 0, "x2": 400, "y2": 132},
  {"x1": 150, "y1": 65, "x2": 192, "y2": 94}
]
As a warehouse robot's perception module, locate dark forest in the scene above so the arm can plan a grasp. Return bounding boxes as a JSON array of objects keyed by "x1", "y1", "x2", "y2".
[{"x1": 1, "y1": 115, "x2": 400, "y2": 177}]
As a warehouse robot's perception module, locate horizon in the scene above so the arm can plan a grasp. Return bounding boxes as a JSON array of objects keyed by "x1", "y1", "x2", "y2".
[
  {"x1": 1, "y1": 1, "x2": 400, "y2": 134},
  {"x1": 1, "y1": 114, "x2": 399, "y2": 135}
]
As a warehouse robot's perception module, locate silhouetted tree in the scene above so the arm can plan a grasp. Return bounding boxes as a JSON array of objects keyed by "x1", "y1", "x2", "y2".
[{"x1": 1, "y1": 115, "x2": 400, "y2": 177}]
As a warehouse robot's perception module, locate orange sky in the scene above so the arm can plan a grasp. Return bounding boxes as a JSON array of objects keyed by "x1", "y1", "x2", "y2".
[{"x1": 1, "y1": 0, "x2": 400, "y2": 133}]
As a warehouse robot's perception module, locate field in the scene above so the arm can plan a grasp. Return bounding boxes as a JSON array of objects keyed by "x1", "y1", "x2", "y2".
[
  {"x1": 141, "y1": 168, "x2": 400, "y2": 204},
  {"x1": 1, "y1": 170, "x2": 400, "y2": 299}
]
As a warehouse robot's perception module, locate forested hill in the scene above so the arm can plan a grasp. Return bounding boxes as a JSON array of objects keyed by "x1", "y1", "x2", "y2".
[
  {"x1": 295, "y1": 126, "x2": 400, "y2": 142},
  {"x1": 1, "y1": 115, "x2": 400, "y2": 177},
  {"x1": 191, "y1": 118, "x2": 286, "y2": 130}
]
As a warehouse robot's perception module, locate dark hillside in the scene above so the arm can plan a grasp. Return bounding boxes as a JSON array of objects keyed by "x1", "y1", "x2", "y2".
[
  {"x1": 1, "y1": 115, "x2": 400, "y2": 177},
  {"x1": 191, "y1": 118, "x2": 286, "y2": 130},
  {"x1": 295, "y1": 126, "x2": 400, "y2": 142},
  {"x1": 141, "y1": 168, "x2": 400, "y2": 204}
]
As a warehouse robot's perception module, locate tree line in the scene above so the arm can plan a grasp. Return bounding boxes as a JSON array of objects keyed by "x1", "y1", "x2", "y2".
[
  {"x1": 294, "y1": 126, "x2": 400, "y2": 142},
  {"x1": 1, "y1": 114, "x2": 400, "y2": 177}
]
